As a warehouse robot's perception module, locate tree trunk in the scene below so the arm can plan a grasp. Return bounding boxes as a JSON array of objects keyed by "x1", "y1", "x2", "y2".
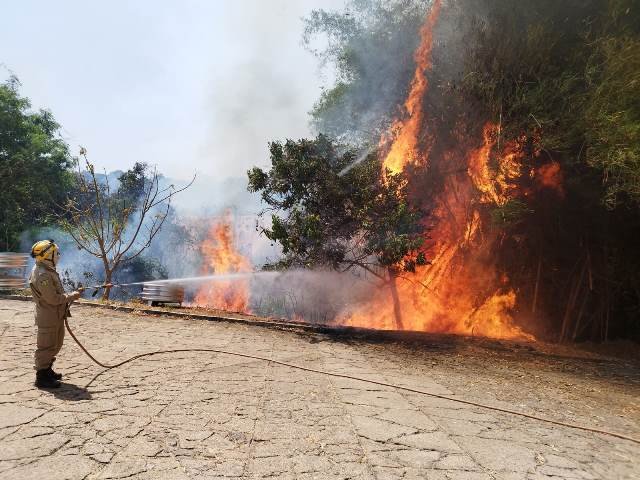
[
  {"x1": 102, "y1": 269, "x2": 113, "y2": 301},
  {"x1": 560, "y1": 257, "x2": 587, "y2": 342},
  {"x1": 388, "y1": 268, "x2": 404, "y2": 330},
  {"x1": 531, "y1": 255, "x2": 542, "y2": 314}
]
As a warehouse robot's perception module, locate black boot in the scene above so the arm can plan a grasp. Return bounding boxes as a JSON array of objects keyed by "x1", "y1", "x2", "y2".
[
  {"x1": 35, "y1": 369, "x2": 60, "y2": 389},
  {"x1": 47, "y1": 363, "x2": 62, "y2": 380}
]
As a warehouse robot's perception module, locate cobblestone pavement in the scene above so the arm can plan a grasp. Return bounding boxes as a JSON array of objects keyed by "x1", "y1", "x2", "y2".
[{"x1": 1, "y1": 299, "x2": 638, "y2": 479}]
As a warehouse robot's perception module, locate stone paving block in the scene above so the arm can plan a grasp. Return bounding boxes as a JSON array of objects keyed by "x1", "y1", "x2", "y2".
[
  {"x1": 351, "y1": 415, "x2": 418, "y2": 442},
  {"x1": 0, "y1": 454, "x2": 96, "y2": 480},
  {"x1": 455, "y1": 436, "x2": 536, "y2": 473},
  {"x1": 0, "y1": 404, "x2": 46, "y2": 428},
  {"x1": 397, "y1": 431, "x2": 464, "y2": 453},
  {"x1": 0, "y1": 432, "x2": 68, "y2": 461}
]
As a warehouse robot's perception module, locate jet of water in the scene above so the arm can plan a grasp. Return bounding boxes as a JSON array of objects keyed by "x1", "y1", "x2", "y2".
[
  {"x1": 338, "y1": 148, "x2": 373, "y2": 176},
  {"x1": 85, "y1": 271, "x2": 281, "y2": 290}
]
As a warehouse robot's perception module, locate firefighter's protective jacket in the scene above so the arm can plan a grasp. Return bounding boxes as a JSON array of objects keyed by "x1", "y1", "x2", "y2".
[{"x1": 29, "y1": 262, "x2": 79, "y2": 327}]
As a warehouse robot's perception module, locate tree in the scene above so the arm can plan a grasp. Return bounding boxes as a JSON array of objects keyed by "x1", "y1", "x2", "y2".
[
  {"x1": 0, "y1": 76, "x2": 75, "y2": 250},
  {"x1": 248, "y1": 135, "x2": 427, "y2": 328},
  {"x1": 59, "y1": 150, "x2": 193, "y2": 299}
]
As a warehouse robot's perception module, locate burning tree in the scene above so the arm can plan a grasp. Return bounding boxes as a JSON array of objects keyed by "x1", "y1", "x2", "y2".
[
  {"x1": 59, "y1": 149, "x2": 193, "y2": 300},
  {"x1": 248, "y1": 135, "x2": 428, "y2": 329},
  {"x1": 280, "y1": 0, "x2": 537, "y2": 340},
  {"x1": 300, "y1": 0, "x2": 640, "y2": 341}
]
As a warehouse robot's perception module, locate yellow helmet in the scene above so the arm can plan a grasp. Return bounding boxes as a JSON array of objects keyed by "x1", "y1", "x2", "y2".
[{"x1": 31, "y1": 239, "x2": 60, "y2": 265}]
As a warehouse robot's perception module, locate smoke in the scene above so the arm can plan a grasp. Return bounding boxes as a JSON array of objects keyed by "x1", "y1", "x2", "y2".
[
  {"x1": 249, "y1": 268, "x2": 376, "y2": 324},
  {"x1": 198, "y1": 0, "x2": 345, "y2": 179},
  {"x1": 165, "y1": 175, "x2": 262, "y2": 216},
  {"x1": 19, "y1": 227, "x2": 103, "y2": 290},
  {"x1": 18, "y1": 155, "x2": 382, "y2": 322},
  {"x1": 304, "y1": 0, "x2": 432, "y2": 144},
  {"x1": 19, "y1": 212, "x2": 381, "y2": 324}
]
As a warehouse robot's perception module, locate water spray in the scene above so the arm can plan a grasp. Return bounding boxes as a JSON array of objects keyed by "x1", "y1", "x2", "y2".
[
  {"x1": 338, "y1": 147, "x2": 373, "y2": 176},
  {"x1": 81, "y1": 271, "x2": 280, "y2": 297}
]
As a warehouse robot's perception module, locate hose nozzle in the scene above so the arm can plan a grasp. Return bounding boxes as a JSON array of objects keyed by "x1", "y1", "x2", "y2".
[{"x1": 90, "y1": 283, "x2": 114, "y2": 297}]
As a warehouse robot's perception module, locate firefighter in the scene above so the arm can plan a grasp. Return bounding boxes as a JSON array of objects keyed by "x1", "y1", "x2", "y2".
[{"x1": 29, "y1": 240, "x2": 82, "y2": 389}]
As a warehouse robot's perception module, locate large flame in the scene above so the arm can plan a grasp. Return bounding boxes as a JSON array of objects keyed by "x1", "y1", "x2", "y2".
[
  {"x1": 382, "y1": 0, "x2": 441, "y2": 174},
  {"x1": 342, "y1": 1, "x2": 534, "y2": 341},
  {"x1": 194, "y1": 218, "x2": 251, "y2": 313}
]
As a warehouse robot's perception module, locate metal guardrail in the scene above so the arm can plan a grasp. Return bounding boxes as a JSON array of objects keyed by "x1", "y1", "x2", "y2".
[
  {"x1": 140, "y1": 283, "x2": 184, "y2": 306},
  {"x1": 0, "y1": 253, "x2": 30, "y2": 290}
]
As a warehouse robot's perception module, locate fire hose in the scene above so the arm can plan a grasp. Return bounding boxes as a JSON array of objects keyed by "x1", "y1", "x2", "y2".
[{"x1": 63, "y1": 317, "x2": 640, "y2": 445}]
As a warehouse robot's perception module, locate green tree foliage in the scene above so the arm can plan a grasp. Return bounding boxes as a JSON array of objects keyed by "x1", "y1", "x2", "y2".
[
  {"x1": 583, "y1": 9, "x2": 640, "y2": 206},
  {"x1": 248, "y1": 135, "x2": 427, "y2": 328},
  {"x1": 117, "y1": 162, "x2": 148, "y2": 204},
  {"x1": 0, "y1": 77, "x2": 75, "y2": 250}
]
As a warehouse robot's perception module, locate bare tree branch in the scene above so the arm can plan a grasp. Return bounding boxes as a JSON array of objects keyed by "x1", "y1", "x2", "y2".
[{"x1": 58, "y1": 153, "x2": 194, "y2": 299}]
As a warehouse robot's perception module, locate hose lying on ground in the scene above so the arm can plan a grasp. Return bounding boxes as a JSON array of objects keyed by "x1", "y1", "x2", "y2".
[{"x1": 64, "y1": 317, "x2": 640, "y2": 445}]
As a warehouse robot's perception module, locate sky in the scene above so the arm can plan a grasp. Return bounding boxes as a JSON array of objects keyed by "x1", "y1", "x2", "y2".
[{"x1": 1, "y1": 0, "x2": 342, "y2": 182}]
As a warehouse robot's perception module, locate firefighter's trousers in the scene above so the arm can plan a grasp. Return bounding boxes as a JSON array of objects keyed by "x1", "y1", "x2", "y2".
[{"x1": 34, "y1": 323, "x2": 65, "y2": 370}]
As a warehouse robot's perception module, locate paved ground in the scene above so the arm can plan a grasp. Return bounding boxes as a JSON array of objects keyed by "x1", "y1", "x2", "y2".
[{"x1": 0, "y1": 299, "x2": 639, "y2": 480}]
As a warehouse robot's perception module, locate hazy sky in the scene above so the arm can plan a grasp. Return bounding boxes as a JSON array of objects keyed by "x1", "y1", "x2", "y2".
[{"x1": 1, "y1": 0, "x2": 342, "y2": 181}]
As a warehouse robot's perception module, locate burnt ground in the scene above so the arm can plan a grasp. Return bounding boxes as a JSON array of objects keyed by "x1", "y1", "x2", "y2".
[{"x1": 0, "y1": 298, "x2": 638, "y2": 479}]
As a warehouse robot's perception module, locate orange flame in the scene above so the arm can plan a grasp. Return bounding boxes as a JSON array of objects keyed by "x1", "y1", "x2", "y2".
[
  {"x1": 342, "y1": 127, "x2": 533, "y2": 339},
  {"x1": 468, "y1": 123, "x2": 523, "y2": 206},
  {"x1": 535, "y1": 161, "x2": 564, "y2": 196},
  {"x1": 382, "y1": 0, "x2": 441, "y2": 174},
  {"x1": 343, "y1": 123, "x2": 533, "y2": 340},
  {"x1": 194, "y1": 218, "x2": 251, "y2": 313}
]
